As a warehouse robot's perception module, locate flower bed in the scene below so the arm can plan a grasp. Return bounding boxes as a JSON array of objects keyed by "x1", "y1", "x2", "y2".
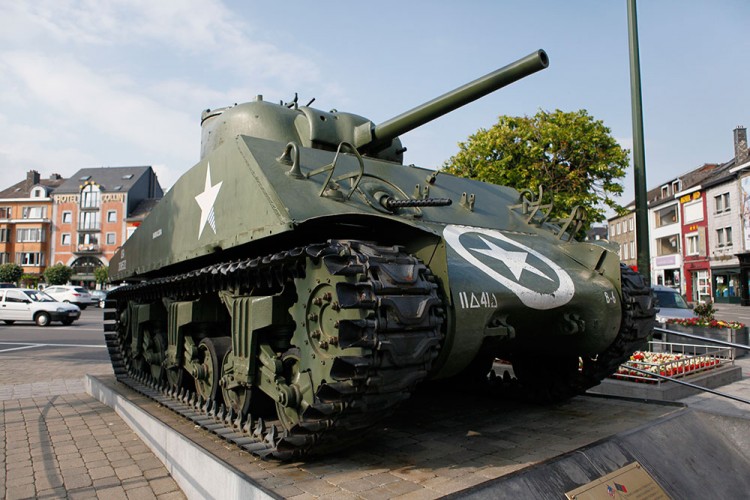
[
  {"x1": 611, "y1": 347, "x2": 729, "y2": 384},
  {"x1": 666, "y1": 317, "x2": 745, "y2": 330}
]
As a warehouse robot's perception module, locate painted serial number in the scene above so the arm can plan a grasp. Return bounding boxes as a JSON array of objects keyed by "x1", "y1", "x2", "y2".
[{"x1": 458, "y1": 291, "x2": 498, "y2": 309}]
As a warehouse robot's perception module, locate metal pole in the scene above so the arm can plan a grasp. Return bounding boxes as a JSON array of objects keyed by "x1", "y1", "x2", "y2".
[{"x1": 627, "y1": 0, "x2": 651, "y2": 284}]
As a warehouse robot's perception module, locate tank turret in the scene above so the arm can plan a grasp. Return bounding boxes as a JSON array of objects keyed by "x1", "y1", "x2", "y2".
[{"x1": 200, "y1": 50, "x2": 548, "y2": 163}]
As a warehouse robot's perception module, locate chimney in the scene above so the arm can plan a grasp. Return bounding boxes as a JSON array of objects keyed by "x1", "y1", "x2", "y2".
[
  {"x1": 26, "y1": 170, "x2": 40, "y2": 188},
  {"x1": 49, "y1": 173, "x2": 62, "y2": 180},
  {"x1": 734, "y1": 126, "x2": 749, "y2": 166}
]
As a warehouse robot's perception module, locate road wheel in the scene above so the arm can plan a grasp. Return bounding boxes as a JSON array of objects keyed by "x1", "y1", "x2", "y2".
[
  {"x1": 35, "y1": 312, "x2": 51, "y2": 327},
  {"x1": 194, "y1": 337, "x2": 231, "y2": 406},
  {"x1": 4, "y1": 320, "x2": 15, "y2": 325}
]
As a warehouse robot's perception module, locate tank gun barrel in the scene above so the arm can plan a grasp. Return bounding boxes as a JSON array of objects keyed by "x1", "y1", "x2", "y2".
[{"x1": 361, "y1": 49, "x2": 549, "y2": 153}]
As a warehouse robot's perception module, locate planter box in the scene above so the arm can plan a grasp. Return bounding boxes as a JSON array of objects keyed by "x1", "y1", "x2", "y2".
[{"x1": 664, "y1": 325, "x2": 748, "y2": 358}]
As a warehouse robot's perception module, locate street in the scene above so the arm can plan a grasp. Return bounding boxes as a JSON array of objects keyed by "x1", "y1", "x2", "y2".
[{"x1": 0, "y1": 307, "x2": 111, "y2": 385}]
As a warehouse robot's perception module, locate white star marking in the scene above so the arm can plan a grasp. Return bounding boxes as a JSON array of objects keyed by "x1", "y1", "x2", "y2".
[
  {"x1": 470, "y1": 235, "x2": 552, "y2": 282},
  {"x1": 195, "y1": 163, "x2": 223, "y2": 239}
]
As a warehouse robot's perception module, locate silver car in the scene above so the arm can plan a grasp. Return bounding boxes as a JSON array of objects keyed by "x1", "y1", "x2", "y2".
[
  {"x1": 653, "y1": 285, "x2": 695, "y2": 324},
  {"x1": 0, "y1": 288, "x2": 81, "y2": 326}
]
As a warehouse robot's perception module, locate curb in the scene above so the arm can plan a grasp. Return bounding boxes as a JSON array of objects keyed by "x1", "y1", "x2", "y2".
[{"x1": 85, "y1": 374, "x2": 278, "y2": 500}]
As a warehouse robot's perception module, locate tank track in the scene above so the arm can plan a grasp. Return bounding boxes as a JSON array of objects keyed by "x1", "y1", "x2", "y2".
[
  {"x1": 103, "y1": 240, "x2": 443, "y2": 460},
  {"x1": 498, "y1": 264, "x2": 656, "y2": 402}
]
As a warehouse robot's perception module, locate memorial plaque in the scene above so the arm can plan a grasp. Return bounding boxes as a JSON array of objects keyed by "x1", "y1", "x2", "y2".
[{"x1": 566, "y1": 462, "x2": 670, "y2": 499}]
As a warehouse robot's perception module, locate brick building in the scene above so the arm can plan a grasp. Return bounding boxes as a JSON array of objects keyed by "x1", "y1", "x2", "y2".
[
  {"x1": 0, "y1": 171, "x2": 66, "y2": 283},
  {"x1": 51, "y1": 166, "x2": 163, "y2": 286}
]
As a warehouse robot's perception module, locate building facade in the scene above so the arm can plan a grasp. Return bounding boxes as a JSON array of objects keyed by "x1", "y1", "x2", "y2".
[
  {"x1": 607, "y1": 206, "x2": 637, "y2": 270},
  {"x1": 51, "y1": 166, "x2": 163, "y2": 286},
  {"x1": 0, "y1": 171, "x2": 66, "y2": 283},
  {"x1": 676, "y1": 186, "x2": 710, "y2": 303}
]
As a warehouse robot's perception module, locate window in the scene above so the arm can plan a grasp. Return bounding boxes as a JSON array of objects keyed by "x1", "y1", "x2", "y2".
[
  {"x1": 686, "y1": 233, "x2": 699, "y2": 256},
  {"x1": 0, "y1": 228, "x2": 8, "y2": 243},
  {"x1": 61, "y1": 233, "x2": 71, "y2": 246},
  {"x1": 62, "y1": 211, "x2": 72, "y2": 224},
  {"x1": 16, "y1": 228, "x2": 45, "y2": 242},
  {"x1": 654, "y1": 205, "x2": 678, "y2": 228},
  {"x1": 715, "y1": 192, "x2": 731, "y2": 213},
  {"x1": 672, "y1": 180, "x2": 681, "y2": 194},
  {"x1": 630, "y1": 241, "x2": 635, "y2": 258},
  {"x1": 78, "y1": 233, "x2": 99, "y2": 248},
  {"x1": 661, "y1": 185, "x2": 670, "y2": 198},
  {"x1": 21, "y1": 206, "x2": 45, "y2": 219},
  {"x1": 16, "y1": 252, "x2": 44, "y2": 266},
  {"x1": 5, "y1": 290, "x2": 27, "y2": 303},
  {"x1": 622, "y1": 243, "x2": 629, "y2": 260},
  {"x1": 656, "y1": 235, "x2": 680, "y2": 256},
  {"x1": 628, "y1": 218, "x2": 634, "y2": 231},
  {"x1": 609, "y1": 224, "x2": 616, "y2": 239},
  {"x1": 122, "y1": 174, "x2": 134, "y2": 180},
  {"x1": 78, "y1": 212, "x2": 99, "y2": 230},
  {"x1": 107, "y1": 211, "x2": 117, "y2": 223},
  {"x1": 617, "y1": 222, "x2": 622, "y2": 235},
  {"x1": 106, "y1": 233, "x2": 116, "y2": 245},
  {"x1": 80, "y1": 184, "x2": 100, "y2": 209},
  {"x1": 683, "y1": 200, "x2": 703, "y2": 224},
  {"x1": 0, "y1": 253, "x2": 8, "y2": 264},
  {"x1": 717, "y1": 227, "x2": 733, "y2": 248},
  {"x1": 0, "y1": 207, "x2": 11, "y2": 219}
]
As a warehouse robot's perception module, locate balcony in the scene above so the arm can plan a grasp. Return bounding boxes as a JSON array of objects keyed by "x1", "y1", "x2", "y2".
[
  {"x1": 74, "y1": 244, "x2": 101, "y2": 254},
  {"x1": 78, "y1": 223, "x2": 101, "y2": 232}
]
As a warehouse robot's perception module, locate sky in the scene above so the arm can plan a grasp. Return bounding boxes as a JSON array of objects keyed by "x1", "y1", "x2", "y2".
[{"x1": 1, "y1": 1, "x2": 749, "y2": 219}]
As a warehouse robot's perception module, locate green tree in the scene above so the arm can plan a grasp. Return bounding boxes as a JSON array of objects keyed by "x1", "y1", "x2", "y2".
[
  {"x1": 21, "y1": 273, "x2": 39, "y2": 289},
  {"x1": 443, "y1": 109, "x2": 629, "y2": 230},
  {"x1": 43, "y1": 264, "x2": 74, "y2": 285},
  {"x1": 0, "y1": 263, "x2": 23, "y2": 284},
  {"x1": 94, "y1": 266, "x2": 109, "y2": 286}
]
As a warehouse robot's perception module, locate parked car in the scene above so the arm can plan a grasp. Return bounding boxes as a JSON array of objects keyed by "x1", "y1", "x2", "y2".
[
  {"x1": 90, "y1": 290, "x2": 107, "y2": 308},
  {"x1": 0, "y1": 288, "x2": 80, "y2": 326},
  {"x1": 42, "y1": 285, "x2": 97, "y2": 309},
  {"x1": 653, "y1": 285, "x2": 695, "y2": 324},
  {"x1": 0, "y1": 283, "x2": 17, "y2": 288}
]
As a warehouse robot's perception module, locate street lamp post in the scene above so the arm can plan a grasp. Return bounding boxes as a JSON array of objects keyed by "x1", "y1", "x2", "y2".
[{"x1": 627, "y1": 0, "x2": 651, "y2": 284}]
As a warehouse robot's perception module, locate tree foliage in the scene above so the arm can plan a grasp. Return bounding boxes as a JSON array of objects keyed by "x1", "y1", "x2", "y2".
[
  {"x1": 94, "y1": 266, "x2": 109, "y2": 286},
  {"x1": 43, "y1": 264, "x2": 74, "y2": 285},
  {"x1": 0, "y1": 263, "x2": 23, "y2": 284},
  {"x1": 443, "y1": 109, "x2": 629, "y2": 228}
]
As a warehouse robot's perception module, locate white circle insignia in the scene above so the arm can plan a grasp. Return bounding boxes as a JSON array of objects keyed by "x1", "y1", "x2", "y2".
[{"x1": 444, "y1": 225, "x2": 575, "y2": 310}]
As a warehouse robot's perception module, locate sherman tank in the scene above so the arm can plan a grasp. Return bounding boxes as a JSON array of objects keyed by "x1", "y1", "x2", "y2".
[{"x1": 105, "y1": 49, "x2": 655, "y2": 459}]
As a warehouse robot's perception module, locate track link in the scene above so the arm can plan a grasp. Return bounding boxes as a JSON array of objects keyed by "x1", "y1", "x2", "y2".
[{"x1": 104, "y1": 240, "x2": 443, "y2": 459}]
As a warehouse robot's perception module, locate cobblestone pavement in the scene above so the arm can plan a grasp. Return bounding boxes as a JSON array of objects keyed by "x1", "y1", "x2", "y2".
[{"x1": 0, "y1": 346, "x2": 186, "y2": 499}]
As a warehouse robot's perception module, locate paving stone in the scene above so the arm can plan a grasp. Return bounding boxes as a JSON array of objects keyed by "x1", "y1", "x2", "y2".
[
  {"x1": 5, "y1": 483, "x2": 36, "y2": 500},
  {"x1": 89, "y1": 465, "x2": 116, "y2": 480},
  {"x1": 149, "y1": 476, "x2": 180, "y2": 496},
  {"x1": 94, "y1": 485, "x2": 129, "y2": 500},
  {"x1": 114, "y1": 464, "x2": 143, "y2": 481},
  {"x1": 67, "y1": 486, "x2": 98, "y2": 499},
  {"x1": 126, "y1": 485, "x2": 158, "y2": 499}
]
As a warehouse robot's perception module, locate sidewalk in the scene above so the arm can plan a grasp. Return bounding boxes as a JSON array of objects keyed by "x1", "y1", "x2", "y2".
[{"x1": 0, "y1": 355, "x2": 185, "y2": 499}]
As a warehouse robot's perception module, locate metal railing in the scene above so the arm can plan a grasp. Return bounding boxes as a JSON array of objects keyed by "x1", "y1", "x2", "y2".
[{"x1": 610, "y1": 326, "x2": 750, "y2": 405}]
